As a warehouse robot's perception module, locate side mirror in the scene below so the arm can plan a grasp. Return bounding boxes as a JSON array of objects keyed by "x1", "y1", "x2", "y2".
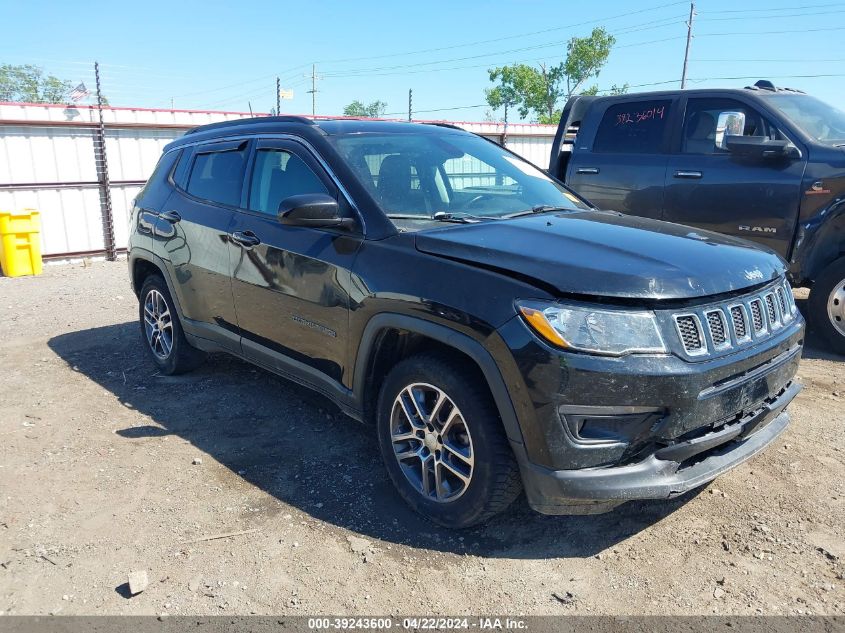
[
  {"x1": 278, "y1": 193, "x2": 355, "y2": 229},
  {"x1": 716, "y1": 111, "x2": 746, "y2": 150},
  {"x1": 724, "y1": 136, "x2": 792, "y2": 160}
]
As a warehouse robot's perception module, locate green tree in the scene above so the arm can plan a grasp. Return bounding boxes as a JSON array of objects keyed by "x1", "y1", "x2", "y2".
[
  {"x1": 0, "y1": 64, "x2": 74, "y2": 103},
  {"x1": 485, "y1": 65, "x2": 530, "y2": 123},
  {"x1": 343, "y1": 99, "x2": 387, "y2": 117},
  {"x1": 484, "y1": 27, "x2": 618, "y2": 124}
]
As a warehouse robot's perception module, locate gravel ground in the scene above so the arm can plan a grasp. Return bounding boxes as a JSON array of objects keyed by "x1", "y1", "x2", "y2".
[{"x1": 0, "y1": 260, "x2": 842, "y2": 616}]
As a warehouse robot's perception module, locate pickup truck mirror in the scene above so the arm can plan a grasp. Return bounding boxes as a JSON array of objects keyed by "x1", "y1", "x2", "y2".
[
  {"x1": 278, "y1": 193, "x2": 356, "y2": 229},
  {"x1": 724, "y1": 135, "x2": 793, "y2": 160},
  {"x1": 716, "y1": 111, "x2": 746, "y2": 150}
]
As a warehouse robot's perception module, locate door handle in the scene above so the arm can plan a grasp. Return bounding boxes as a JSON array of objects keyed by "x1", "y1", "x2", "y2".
[
  {"x1": 576, "y1": 167, "x2": 600, "y2": 175},
  {"x1": 673, "y1": 170, "x2": 703, "y2": 179},
  {"x1": 159, "y1": 210, "x2": 182, "y2": 223},
  {"x1": 230, "y1": 231, "x2": 261, "y2": 248}
]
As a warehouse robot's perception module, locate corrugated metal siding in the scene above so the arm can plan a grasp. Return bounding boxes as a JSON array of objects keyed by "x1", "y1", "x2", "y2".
[
  {"x1": 0, "y1": 124, "x2": 183, "y2": 255},
  {"x1": 0, "y1": 104, "x2": 555, "y2": 257}
]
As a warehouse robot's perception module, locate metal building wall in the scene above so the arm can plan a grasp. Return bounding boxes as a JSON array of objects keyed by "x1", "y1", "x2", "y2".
[
  {"x1": 0, "y1": 124, "x2": 183, "y2": 255},
  {"x1": 0, "y1": 104, "x2": 555, "y2": 257}
]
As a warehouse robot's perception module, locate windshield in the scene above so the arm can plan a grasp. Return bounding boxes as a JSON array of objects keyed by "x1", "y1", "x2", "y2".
[
  {"x1": 328, "y1": 131, "x2": 590, "y2": 223},
  {"x1": 766, "y1": 94, "x2": 845, "y2": 145}
]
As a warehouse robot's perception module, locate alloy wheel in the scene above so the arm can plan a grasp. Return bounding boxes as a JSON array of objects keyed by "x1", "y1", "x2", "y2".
[
  {"x1": 389, "y1": 383, "x2": 474, "y2": 502},
  {"x1": 828, "y1": 278, "x2": 845, "y2": 337},
  {"x1": 143, "y1": 288, "x2": 174, "y2": 359}
]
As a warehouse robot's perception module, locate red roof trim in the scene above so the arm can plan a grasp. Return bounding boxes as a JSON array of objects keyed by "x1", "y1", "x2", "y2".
[{"x1": 0, "y1": 101, "x2": 556, "y2": 129}]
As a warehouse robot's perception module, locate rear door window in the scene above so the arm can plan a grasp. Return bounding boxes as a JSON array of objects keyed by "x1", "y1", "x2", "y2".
[
  {"x1": 592, "y1": 100, "x2": 672, "y2": 154},
  {"x1": 186, "y1": 143, "x2": 248, "y2": 207}
]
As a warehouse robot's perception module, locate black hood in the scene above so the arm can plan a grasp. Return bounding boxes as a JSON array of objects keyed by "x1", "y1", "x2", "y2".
[{"x1": 415, "y1": 210, "x2": 786, "y2": 300}]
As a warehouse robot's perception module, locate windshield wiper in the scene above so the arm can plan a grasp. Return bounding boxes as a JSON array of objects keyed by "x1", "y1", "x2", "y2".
[
  {"x1": 432, "y1": 211, "x2": 499, "y2": 223},
  {"x1": 502, "y1": 205, "x2": 572, "y2": 219},
  {"x1": 385, "y1": 212, "x2": 499, "y2": 224}
]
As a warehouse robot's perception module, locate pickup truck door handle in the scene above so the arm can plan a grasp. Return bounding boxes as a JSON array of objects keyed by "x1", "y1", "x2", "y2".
[
  {"x1": 230, "y1": 231, "x2": 261, "y2": 248},
  {"x1": 575, "y1": 167, "x2": 600, "y2": 175},
  {"x1": 158, "y1": 210, "x2": 182, "y2": 223},
  {"x1": 673, "y1": 170, "x2": 703, "y2": 179}
]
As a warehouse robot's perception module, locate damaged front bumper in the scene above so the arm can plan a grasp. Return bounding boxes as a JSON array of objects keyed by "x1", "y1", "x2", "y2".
[
  {"x1": 494, "y1": 307, "x2": 804, "y2": 515},
  {"x1": 520, "y1": 380, "x2": 799, "y2": 514}
]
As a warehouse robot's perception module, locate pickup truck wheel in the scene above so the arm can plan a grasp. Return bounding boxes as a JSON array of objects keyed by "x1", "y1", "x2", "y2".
[
  {"x1": 139, "y1": 275, "x2": 206, "y2": 374},
  {"x1": 376, "y1": 354, "x2": 522, "y2": 528},
  {"x1": 808, "y1": 256, "x2": 845, "y2": 356}
]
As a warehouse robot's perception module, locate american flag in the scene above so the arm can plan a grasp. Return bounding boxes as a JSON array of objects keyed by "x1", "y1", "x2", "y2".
[{"x1": 70, "y1": 83, "x2": 90, "y2": 102}]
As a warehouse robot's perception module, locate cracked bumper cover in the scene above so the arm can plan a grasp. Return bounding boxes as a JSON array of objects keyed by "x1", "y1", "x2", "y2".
[{"x1": 520, "y1": 380, "x2": 800, "y2": 514}]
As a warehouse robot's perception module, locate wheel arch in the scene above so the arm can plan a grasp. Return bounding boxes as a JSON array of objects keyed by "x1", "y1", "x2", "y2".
[
  {"x1": 129, "y1": 250, "x2": 189, "y2": 323},
  {"x1": 793, "y1": 199, "x2": 845, "y2": 284},
  {"x1": 352, "y1": 314, "x2": 525, "y2": 447}
]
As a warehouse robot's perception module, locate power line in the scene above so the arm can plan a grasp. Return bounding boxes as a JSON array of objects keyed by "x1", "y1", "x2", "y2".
[
  {"x1": 697, "y1": 25, "x2": 845, "y2": 36},
  {"x1": 693, "y1": 57, "x2": 845, "y2": 62},
  {"x1": 321, "y1": 16, "x2": 689, "y2": 80},
  {"x1": 313, "y1": 0, "x2": 689, "y2": 66},
  {"x1": 698, "y1": 8, "x2": 845, "y2": 21},
  {"x1": 703, "y1": 2, "x2": 845, "y2": 13},
  {"x1": 593, "y1": 72, "x2": 845, "y2": 93},
  {"x1": 382, "y1": 103, "x2": 488, "y2": 117}
]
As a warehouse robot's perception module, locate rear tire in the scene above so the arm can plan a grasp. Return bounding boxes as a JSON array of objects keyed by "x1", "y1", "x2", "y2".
[
  {"x1": 138, "y1": 274, "x2": 206, "y2": 374},
  {"x1": 376, "y1": 353, "x2": 522, "y2": 528},
  {"x1": 808, "y1": 256, "x2": 845, "y2": 357}
]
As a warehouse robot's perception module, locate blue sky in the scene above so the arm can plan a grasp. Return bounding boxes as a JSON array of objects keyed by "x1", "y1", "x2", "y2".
[{"x1": 3, "y1": 0, "x2": 844, "y2": 120}]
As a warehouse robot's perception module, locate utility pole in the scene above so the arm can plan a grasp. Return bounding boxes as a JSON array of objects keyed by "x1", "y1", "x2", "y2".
[
  {"x1": 408, "y1": 89, "x2": 413, "y2": 121},
  {"x1": 93, "y1": 61, "x2": 116, "y2": 262},
  {"x1": 306, "y1": 64, "x2": 319, "y2": 116},
  {"x1": 501, "y1": 102, "x2": 509, "y2": 148},
  {"x1": 276, "y1": 76, "x2": 281, "y2": 115},
  {"x1": 681, "y1": 2, "x2": 695, "y2": 89}
]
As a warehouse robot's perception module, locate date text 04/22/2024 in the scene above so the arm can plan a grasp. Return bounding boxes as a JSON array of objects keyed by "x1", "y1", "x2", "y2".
[{"x1": 307, "y1": 617, "x2": 528, "y2": 630}]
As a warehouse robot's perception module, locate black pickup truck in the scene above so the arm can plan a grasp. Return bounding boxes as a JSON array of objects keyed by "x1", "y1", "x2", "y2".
[{"x1": 550, "y1": 80, "x2": 845, "y2": 354}]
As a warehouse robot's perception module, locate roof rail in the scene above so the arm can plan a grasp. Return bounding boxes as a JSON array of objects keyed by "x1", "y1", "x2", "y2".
[
  {"x1": 424, "y1": 122, "x2": 464, "y2": 131},
  {"x1": 185, "y1": 115, "x2": 315, "y2": 135}
]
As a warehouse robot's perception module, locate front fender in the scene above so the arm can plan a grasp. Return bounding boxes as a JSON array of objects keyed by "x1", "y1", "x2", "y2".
[{"x1": 351, "y1": 313, "x2": 526, "y2": 447}]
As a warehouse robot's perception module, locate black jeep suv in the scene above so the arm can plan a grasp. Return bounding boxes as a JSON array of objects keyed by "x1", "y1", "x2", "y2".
[{"x1": 129, "y1": 116, "x2": 804, "y2": 527}]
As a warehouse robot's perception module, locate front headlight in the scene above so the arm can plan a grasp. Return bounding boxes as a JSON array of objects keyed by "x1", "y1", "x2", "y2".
[{"x1": 517, "y1": 300, "x2": 667, "y2": 356}]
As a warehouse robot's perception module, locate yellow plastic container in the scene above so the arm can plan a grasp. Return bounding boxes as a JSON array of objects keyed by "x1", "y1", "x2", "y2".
[{"x1": 0, "y1": 209, "x2": 43, "y2": 277}]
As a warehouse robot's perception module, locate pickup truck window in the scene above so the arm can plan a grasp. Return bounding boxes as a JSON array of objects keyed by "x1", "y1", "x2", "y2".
[
  {"x1": 593, "y1": 100, "x2": 671, "y2": 154},
  {"x1": 766, "y1": 94, "x2": 845, "y2": 146},
  {"x1": 682, "y1": 98, "x2": 765, "y2": 154}
]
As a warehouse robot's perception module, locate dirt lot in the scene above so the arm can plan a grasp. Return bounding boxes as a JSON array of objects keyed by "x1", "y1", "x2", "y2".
[{"x1": 0, "y1": 260, "x2": 843, "y2": 616}]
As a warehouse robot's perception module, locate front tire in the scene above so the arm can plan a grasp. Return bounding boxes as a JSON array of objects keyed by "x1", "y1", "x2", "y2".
[
  {"x1": 808, "y1": 256, "x2": 845, "y2": 356},
  {"x1": 138, "y1": 275, "x2": 206, "y2": 374},
  {"x1": 376, "y1": 353, "x2": 522, "y2": 528}
]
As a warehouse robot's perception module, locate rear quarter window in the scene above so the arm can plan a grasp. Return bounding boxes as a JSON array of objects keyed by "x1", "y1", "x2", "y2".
[
  {"x1": 137, "y1": 149, "x2": 181, "y2": 199},
  {"x1": 592, "y1": 100, "x2": 672, "y2": 154},
  {"x1": 186, "y1": 145, "x2": 248, "y2": 207}
]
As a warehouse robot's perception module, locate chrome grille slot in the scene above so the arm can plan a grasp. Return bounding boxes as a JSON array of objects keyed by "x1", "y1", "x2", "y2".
[
  {"x1": 705, "y1": 309, "x2": 729, "y2": 348},
  {"x1": 729, "y1": 305, "x2": 749, "y2": 340},
  {"x1": 764, "y1": 293, "x2": 780, "y2": 327},
  {"x1": 776, "y1": 287, "x2": 787, "y2": 316},
  {"x1": 670, "y1": 281, "x2": 798, "y2": 359},
  {"x1": 675, "y1": 315, "x2": 704, "y2": 354},
  {"x1": 749, "y1": 299, "x2": 765, "y2": 333}
]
